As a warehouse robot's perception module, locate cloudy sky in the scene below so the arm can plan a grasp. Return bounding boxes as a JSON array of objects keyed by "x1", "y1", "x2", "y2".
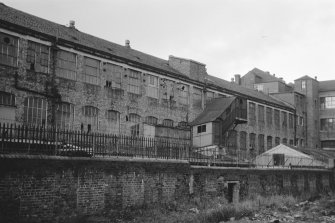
[{"x1": 5, "y1": 0, "x2": 335, "y2": 83}]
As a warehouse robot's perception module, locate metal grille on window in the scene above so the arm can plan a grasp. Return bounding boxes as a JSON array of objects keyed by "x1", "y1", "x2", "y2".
[
  {"x1": 56, "y1": 50, "x2": 76, "y2": 80},
  {"x1": 23, "y1": 97, "x2": 48, "y2": 126},
  {"x1": 55, "y1": 103, "x2": 74, "y2": 129},
  {"x1": 0, "y1": 32, "x2": 18, "y2": 67},
  {"x1": 27, "y1": 41, "x2": 49, "y2": 73}
]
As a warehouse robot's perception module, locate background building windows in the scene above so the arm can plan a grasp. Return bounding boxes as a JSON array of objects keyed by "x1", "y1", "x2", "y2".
[
  {"x1": 26, "y1": 41, "x2": 49, "y2": 73},
  {"x1": 23, "y1": 97, "x2": 48, "y2": 126},
  {"x1": 267, "y1": 136, "x2": 272, "y2": 150},
  {"x1": 0, "y1": 91, "x2": 15, "y2": 106},
  {"x1": 258, "y1": 134, "x2": 265, "y2": 154},
  {"x1": 179, "y1": 84, "x2": 189, "y2": 107},
  {"x1": 0, "y1": 32, "x2": 18, "y2": 67},
  {"x1": 240, "y1": 131, "x2": 247, "y2": 150},
  {"x1": 301, "y1": 80, "x2": 306, "y2": 89},
  {"x1": 258, "y1": 105, "x2": 265, "y2": 128},
  {"x1": 266, "y1": 107, "x2": 272, "y2": 127},
  {"x1": 274, "y1": 109, "x2": 280, "y2": 130},
  {"x1": 320, "y1": 97, "x2": 335, "y2": 109}
]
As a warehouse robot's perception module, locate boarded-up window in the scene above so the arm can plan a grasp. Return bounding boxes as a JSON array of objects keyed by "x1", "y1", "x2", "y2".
[
  {"x1": 179, "y1": 85, "x2": 189, "y2": 106},
  {"x1": 55, "y1": 102, "x2": 74, "y2": 129},
  {"x1": 240, "y1": 131, "x2": 247, "y2": 150},
  {"x1": 248, "y1": 102, "x2": 256, "y2": 126},
  {"x1": 146, "y1": 74, "x2": 159, "y2": 99},
  {"x1": 274, "y1": 109, "x2": 280, "y2": 130},
  {"x1": 27, "y1": 41, "x2": 49, "y2": 73},
  {"x1": 82, "y1": 57, "x2": 100, "y2": 85},
  {"x1": 281, "y1": 111, "x2": 287, "y2": 129},
  {"x1": 206, "y1": 91, "x2": 214, "y2": 102},
  {"x1": 82, "y1": 106, "x2": 99, "y2": 132},
  {"x1": 266, "y1": 107, "x2": 272, "y2": 127},
  {"x1": 0, "y1": 32, "x2": 18, "y2": 67},
  {"x1": 105, "y1": 63, "x2": 122, "y2": 89},
  {"x1": 106, "y1": 110, "x2": 120, "y2": 134},
  {"x1": 128, "y1": 70, "x2": 141, "y2": 95},
  {"x1": 23, "y1": 97, "x2": 48, "y2": 126},
  {"x1": 258, "y1": 105, "x2": 265, "y2": 127},
  {"x1": 289, "y1": 113, "x2": 294, "y2": 129},
  {"x1": 249, "y1": 133, "x2": 256, "y2": 149},
  {"x1": 193, "y1": 87, "x2": 202, "y2": 108},
  {"x1": 163, "y1": 119, "x2": 174, "y2": 127},
  {"x1": 267, "y1": 136, "x2": 272, "y2": 150},
  {"x1": 258, "y1": 134, "x2": 265, "y2": 154},
  {"x1": 56, "y1": 50, "x2": 76, "y2": 80}
]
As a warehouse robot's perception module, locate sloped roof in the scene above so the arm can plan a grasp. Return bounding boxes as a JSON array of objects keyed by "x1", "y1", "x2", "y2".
[
  {"x1": 190, "y1": 96, "x2": 236, "y2": 126},
  {"x1": 258, "y1": 144, "x2": 312, "y2": 158},
  {"x1": 0, "y1": 3, "x2": 186, "y2": 78},
  {"x1": 319, "y1": 80, "x2": 335, "y2": 92},
  {"x1": 297, "y1": 148, "x2": 335, "y2": 161},
  {"x1": 207, "y1": 75, "x2": 292, "y2": 109},
  {"x1": 295, "y1": 75, "x2": 315, "y2": 81},
  {"x1": 243, "y1": 68, "x2": 284, "y2": 83}
]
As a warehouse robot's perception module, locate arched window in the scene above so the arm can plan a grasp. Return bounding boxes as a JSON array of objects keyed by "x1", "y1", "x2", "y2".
[
  {"x1": 145, "y1": 116, "x2": 158, "y2": 125},
  {"x1": 82, "y1": 106, "x2": 99, "y2": 132},
  {"x1": 227, "y1": 130, "x2": 237, "y2": 150},
  {"x1": 23, "y1": 97, "x2": 48, "y2": 126},
  {"x1": 282, "y1": 138, "x2": 287, "y2": 145},
  {"x1": 55, "y1": 102, "x2": 74, "y2": 129},
  {"x1": 163, "y1": 119, "x2": 174, "y2": 127},
  {"x1": 275, "y1": 137, "x2": 280, "y2": 146},
  {"x1": 128, "y1": 113, "x2": 141, "y2": 123}
]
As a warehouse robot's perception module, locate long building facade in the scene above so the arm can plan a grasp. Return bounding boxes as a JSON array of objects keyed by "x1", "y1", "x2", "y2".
[{"x1": 0, "y1": 3, "x2": 332, "y2": 158}]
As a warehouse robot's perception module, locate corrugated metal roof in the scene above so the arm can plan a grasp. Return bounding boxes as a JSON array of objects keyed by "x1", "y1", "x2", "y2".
[{"x1": 190, "y1": 96, "x2": 236, "y2": 126}]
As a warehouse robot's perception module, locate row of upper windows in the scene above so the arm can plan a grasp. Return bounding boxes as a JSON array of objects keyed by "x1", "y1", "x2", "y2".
[
  {"x1": 320, "y1": 97, "x2": 335, "y2": 109},
  {"x1": 0, "y1": 32, "x2": 218, "y2": 105},
  {"x1": 226, "y1": 130, "x2": 302, "y2": 152},
  {"x1": 248, "y1": 102, "x2": 297, "y2": 128}
]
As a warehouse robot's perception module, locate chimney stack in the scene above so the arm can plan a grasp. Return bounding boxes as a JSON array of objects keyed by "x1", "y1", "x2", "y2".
[
  {"x1": 125, "y1": 40, "x2": 131, "y2": 48},
  {"x1": 315, "y1": 76, "x2": 317, "y2": 80},
  {"x1": 234, "y1": 74, "x2": 241, "y2": 85},
  {"x1": 69, "y1": 20, "x2": 75, "y2": 28}
]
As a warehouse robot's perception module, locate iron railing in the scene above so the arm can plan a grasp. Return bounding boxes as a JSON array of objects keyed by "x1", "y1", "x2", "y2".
[{"x1": 0, "y1": 123, "x2": 190, "y2": 160}]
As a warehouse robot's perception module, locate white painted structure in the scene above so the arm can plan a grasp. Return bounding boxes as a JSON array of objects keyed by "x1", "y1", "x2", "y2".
[{"x1": 254, "y1": 144, "x2": 327, "y2": 167}]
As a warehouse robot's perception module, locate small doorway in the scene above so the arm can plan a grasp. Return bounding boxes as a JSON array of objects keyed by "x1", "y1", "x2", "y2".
[{"x1": 226, "y1": 181, "x2": 239, "y2": 203}]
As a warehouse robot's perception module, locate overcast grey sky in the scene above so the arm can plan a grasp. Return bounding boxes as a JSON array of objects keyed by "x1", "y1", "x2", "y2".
[{"x1": 5, "y1": 0, "x2": 335, "y2": 83}]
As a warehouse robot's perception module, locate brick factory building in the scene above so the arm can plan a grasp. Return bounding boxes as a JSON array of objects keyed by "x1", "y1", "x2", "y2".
[{"x1": 0, "y1": 2, "x2": 334, "y2": 158}]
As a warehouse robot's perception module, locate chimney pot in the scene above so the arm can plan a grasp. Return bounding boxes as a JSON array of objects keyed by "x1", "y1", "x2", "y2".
[
  {"x1": 125, "y1": 40, "x2": 131, "y2": 48},
  {"x1": 69, "y1": 20, "x2": 75, "y2": 28}
]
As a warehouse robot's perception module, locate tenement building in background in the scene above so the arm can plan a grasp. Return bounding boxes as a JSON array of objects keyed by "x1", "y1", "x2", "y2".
[{"x1": 0, "y1": 3, "x2": 332, "y2": 155}]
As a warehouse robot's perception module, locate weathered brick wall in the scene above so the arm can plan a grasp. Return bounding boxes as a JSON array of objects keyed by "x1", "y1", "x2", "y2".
[{"x1": 0, "y1": 158, "x2": 333, "y2": 222}]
